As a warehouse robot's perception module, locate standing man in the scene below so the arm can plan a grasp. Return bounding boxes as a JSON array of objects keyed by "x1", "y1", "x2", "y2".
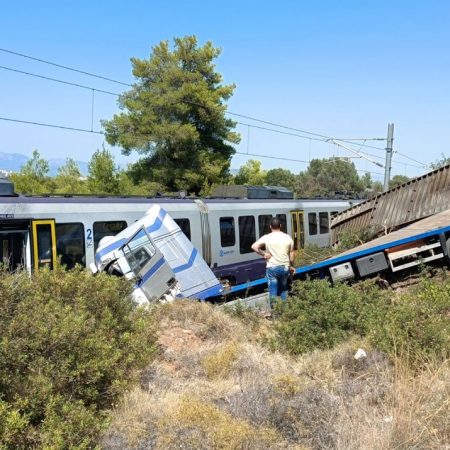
[{"x1": 251, "y1": 217, "x2": 295, "y2": 305}]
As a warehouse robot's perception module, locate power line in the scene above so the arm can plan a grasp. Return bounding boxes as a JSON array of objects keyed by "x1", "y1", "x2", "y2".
[
  {"x1": 235, "y1": 150, "x2": 309, "y2": 164},
  {"x1": 329, "y1": 139, "x2": 384, "y2": 168},
  {"x1": 0, "y1": 47, "x2": 427, "y2": 170},
  {"x1": 0, "y1": 47, "x2": 385, "y2": 152},
  {"x1": 0, "y1": 65, "x2": 120, "y2": 96},
  {"x1": 235, "y1": 122, "x2": 422, "y2": 168},
  {"x1": 228, "y1": 111, "x2": 387, "y2": 152},
  {"x1": 3, "y1": 61, "x2": 424, "y2": 168},
  {"x1": 0, "y1": 113, "x2": 424, "y2": 172},
  {"x1": 234, "y1": 149, "x2": 384, "y2": 176},
  {"x1": 394, "y1": 150, "x2": 427, "y2": 167},
  {"x1": 0, "y1": 116, "x2": 104, "y2": 134},
  {"x1": 0, "y1": 48, "x2": 130, "y2": 86},
  {"x1": 230, "y1": 111, "x2": 330, "y2": 140},
  {"x1": 0, "y1": 62, "x2": 422, "y2": 168},
  {"x1": 235, "y1": 121, "x2": 384, "y2": 160},
  {"x1": 0, "y1": 116, "x2": 400, "y2": 177}
]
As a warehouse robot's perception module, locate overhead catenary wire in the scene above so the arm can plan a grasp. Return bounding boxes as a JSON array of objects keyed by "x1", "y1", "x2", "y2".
[
  {"x1": 235, "y1": 122, "x2": 422, "y2": 168},
  {"x1": 0, "y1": 116, "x2": 386, "y2": 177},
  {"x1": 394, "y1": 150, "x2": 428, "y2": 167},
  {"x1": 0, "y1": 47, "x2": 427, "y2": 170},
  {"x1": 0, "y1": 64, "x2": 425, "y2": 169},
  {"x1": 0, "y1": 113, "x2": 424, "y2": 172},
  {"x1": 0, "y1": 65, "x2": 120, "y2": 96},
  {"x1": 329, "y1": 139, "x2": 384, "y2": 168},
  {"x1": 227, "y1": 111, "x2": 388, "y2": 152},
  {"x1": 0, "y1": 47, "x2": 130, "y2": 86},
  {"x1": 0, "y1": 47, "x2": 387, "y2": 151},
  {"x1": 0, "y1": 116, "x2": 104, "y2": 134}
]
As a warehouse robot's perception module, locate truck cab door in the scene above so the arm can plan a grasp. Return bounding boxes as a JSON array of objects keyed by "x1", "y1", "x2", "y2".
[
  {"x1": 31, "y1": 220, "x2": 57, "y2": 270},
  {"x1": 121, "y1": 228, "x2": 176, "y2": 302}
]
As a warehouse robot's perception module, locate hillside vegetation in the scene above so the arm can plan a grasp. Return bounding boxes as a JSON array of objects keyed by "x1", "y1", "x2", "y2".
[
  {"x1": 0, "y1": 268, "x2": 449, "y2": 449},
  {"x1": 0, "y1": 267, "x2": 157, "y2": 449}
]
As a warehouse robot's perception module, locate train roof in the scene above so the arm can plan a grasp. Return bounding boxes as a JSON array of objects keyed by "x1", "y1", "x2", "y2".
[{"x1": 0, "y1": 194, "x2": 359, "y2": 206}]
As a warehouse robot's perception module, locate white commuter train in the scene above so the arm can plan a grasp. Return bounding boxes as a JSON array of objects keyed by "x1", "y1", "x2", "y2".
[{"x1": 0, "y1": 180, "x2": 358, "y2": 285}]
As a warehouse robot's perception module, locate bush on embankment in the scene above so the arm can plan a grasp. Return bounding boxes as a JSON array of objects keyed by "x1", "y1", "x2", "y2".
[
  {"x1": 273, "y1": 275, "x2": 450, "y2": 365},
  {"x1": 0, "y1": 267, "x2": 157, "y2": 449}
]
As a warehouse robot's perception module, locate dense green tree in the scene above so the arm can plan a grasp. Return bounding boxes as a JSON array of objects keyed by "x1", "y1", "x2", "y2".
[
  {"x1": 389, "y1": 174, "x2": 410, "y2": 189},
  {"x1": 295, "y1": 158, "x2": 366, "y2": 197},
  {"x1": 265, "y1": 168, "x2": 296, "y2": 190},
  {"x1": 10, "y1": 149, "x2": 52, "y2": 194},
  {"x1": 234, "y1": 159, "x2": 267, "y2": 185},
  {"x1": 102, "y1": 35, "x2": 240, "y2": 195},
  {"x1": 117, "y1": 171, "x2": 163, "y2": 196},
  {"x1": 54, "y1": 158, "x2": 88, "y2": 194},
  {"x1": 87, "y1": 148, "x2": 120, "y2": 194},
  {"x1": 360, "y1": 172, "x2": 373, "y2": 190}
]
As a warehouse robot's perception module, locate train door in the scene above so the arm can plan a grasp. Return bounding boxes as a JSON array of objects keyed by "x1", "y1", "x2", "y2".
[
  {"x1": 0, "y1": 220, "x2": 30, "y2": 270},
  {"x1": 31, "y1": 220, "x2": 57, "y2": 270},
  {"x1": 290, "y1": 211, "x2": 304, "y2": 250}
]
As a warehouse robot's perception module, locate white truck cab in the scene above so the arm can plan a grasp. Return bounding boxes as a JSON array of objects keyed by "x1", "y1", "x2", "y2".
[{"x1": 91, "y1": 205, "x2": 223, "y2": 304}]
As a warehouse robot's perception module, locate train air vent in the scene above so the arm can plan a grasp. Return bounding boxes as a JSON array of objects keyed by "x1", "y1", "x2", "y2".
[
  {"x1": 211, "y1": 185, "x2": 293, "y2": 199},
  {"x1": 0, "y1": 177, "x2": 16, "y2": 196}
]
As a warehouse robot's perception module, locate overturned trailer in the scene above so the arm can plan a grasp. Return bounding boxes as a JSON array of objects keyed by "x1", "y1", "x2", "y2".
[
  {"x1": 91, "y1": 205, "x2": 223, "y2": 304},
  {"x1": 330, "y1": 164, "x2": 450, "y2": 245}
]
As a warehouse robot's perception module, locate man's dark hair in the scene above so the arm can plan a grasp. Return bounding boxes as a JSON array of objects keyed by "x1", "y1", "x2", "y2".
[{"x1": 270, "y1": 217, "x2": 281, "y2": 230}]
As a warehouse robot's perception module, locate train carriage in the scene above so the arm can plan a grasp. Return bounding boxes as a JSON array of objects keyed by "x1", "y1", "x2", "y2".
[{"x1": 0, "y1": 179, "x2": 357, "y2": 285}]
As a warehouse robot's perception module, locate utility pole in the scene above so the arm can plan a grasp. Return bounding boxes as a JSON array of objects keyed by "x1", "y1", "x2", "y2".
[{"x1": 384, "y1": 123, "x2": 394, "y2": 191}]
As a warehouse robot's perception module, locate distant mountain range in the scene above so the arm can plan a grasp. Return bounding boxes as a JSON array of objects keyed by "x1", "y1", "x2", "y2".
[{"x1": 0, "y1": 152, "x2": 88, "y2": 176}]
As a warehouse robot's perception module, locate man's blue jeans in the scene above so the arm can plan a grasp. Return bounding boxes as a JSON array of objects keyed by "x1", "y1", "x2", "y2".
[{"x1": 267, "y1": 265, "x2": 290, "y2": 304}]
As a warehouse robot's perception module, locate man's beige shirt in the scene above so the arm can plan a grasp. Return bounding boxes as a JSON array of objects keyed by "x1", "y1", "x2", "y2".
[{"x1": 254, "y1": 231, "x2": 293, "y2": 268}]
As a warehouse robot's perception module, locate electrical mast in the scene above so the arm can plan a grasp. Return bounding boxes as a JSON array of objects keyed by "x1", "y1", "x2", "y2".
[{"x1": 383, "y1": 123, "x2": 394, "y2": 191}]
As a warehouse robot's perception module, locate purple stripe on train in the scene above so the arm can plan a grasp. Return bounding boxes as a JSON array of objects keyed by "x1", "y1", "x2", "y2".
[{"x1": 212, "y1": 258, "x2": 266, "y2": 285}]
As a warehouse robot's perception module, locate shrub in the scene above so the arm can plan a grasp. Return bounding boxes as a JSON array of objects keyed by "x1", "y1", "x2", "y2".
[
  {"x1": 336, "y1": 225, "x2": 383, "y2": 249},
  {"x1": 294, "y1": 243, "x2": 336, "y2": 266},
  {"x1": 222, "y1": 301, "x2": 262, "y2": 331},
  {"x1": 294, "y1": 227, "x2": 383, "y2": 267},
  {"x1": 273, "y1": 279, "x2": 383, "y2": 354},
  {"x1": 0, "y1": 267, "x2": 157, "y2": 449},
  {"x1": 365, "y1": 278, "x2": 450, "y2": 364},
  {"x1": 272, "y1": 276, "x2": 450, "y2": 368}
]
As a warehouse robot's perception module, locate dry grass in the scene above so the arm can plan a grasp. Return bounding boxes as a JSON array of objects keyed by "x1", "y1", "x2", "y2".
[
  {"x1": 202, "y1": 341, "x2": 240, "y2": 379},
  {"x1": 156, "y1": 395, "x2": 279, "y2": 450},
  {"x1": 102, "y1": 301, "x2": 449, "y2": 450}
]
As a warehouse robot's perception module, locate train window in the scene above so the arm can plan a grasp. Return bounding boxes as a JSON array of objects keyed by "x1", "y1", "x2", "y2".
[
  {"x1": 258, "y1": 214, "x2": 272, "y2": 237},
  {"x1": 56, "y1": 223, "x2": 85, "y2": 269},
  {"x1": 319, "y1": 212, "x2": 329, "y2": 234},
  {"x1": 93, "y1": 221, "x2": 127, "y2": 251},
  {"x1": 174, "y1": 218, "x2": 191, "y2": 241},
  {"x1": 36, "y1": 224, "x2": 53, "y2": 268},
  {"x1": 308, "y1": 213, "x2": 317, "y2": 235},
  {"x1": 239, "y1": 216, "x2": 256, "y2": 254},
  {"x1": 276, "y1": 214, "x2": 287, "y2": 232},
  {"x1": 220, "y1": 217, "x2": 235, "y2": 247}
]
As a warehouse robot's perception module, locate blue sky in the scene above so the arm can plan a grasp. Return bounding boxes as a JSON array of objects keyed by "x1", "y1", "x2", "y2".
[{"x1": 1, "y1": 0, "x2": 449, "y2": 182}]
